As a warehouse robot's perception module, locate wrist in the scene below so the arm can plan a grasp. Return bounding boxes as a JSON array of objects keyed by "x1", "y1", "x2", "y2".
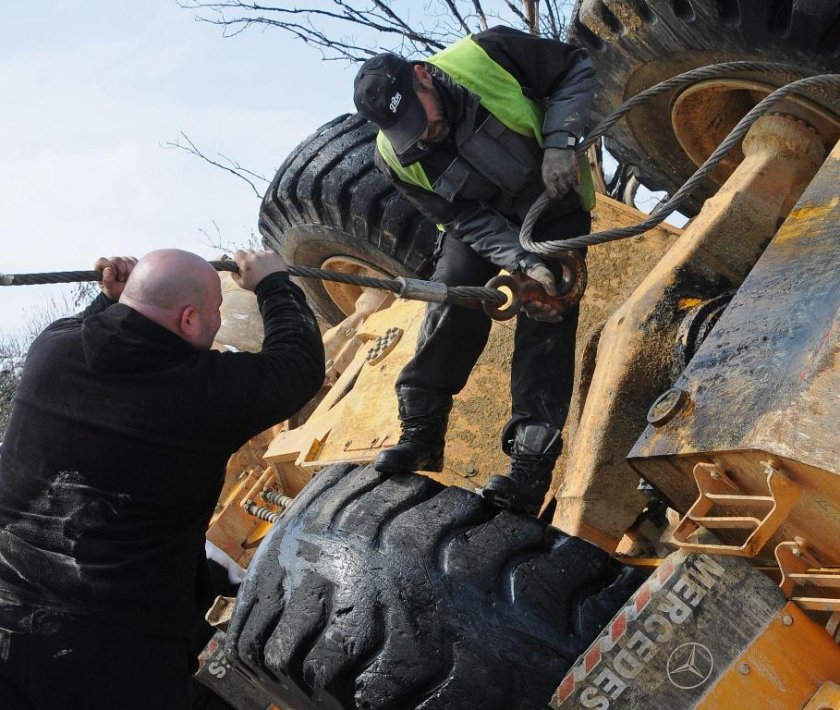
[
  {"x1": 254, "y1": 270, "x2": 290, "y2": 296},
  {"x1": 545, "y1": 132, "x2": 578, "y2": 150}
]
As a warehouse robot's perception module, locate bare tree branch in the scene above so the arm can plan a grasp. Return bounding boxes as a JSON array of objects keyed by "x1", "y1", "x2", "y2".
[
  {"x1": 178, "y1": 1, "x2": 576, "y2": 61},
  {"x1": 161, "y1": 132, "x2": 269, "y2": 198},
  {"x1": 471, "y1": 0, "x2": 489, "y2": 31},
  {"x1": 442, "y1": 0, "x2": 472, "y2": 34},
  {"x1": 501, "y1": 0, "x2": 528, "y2": 27},
  {"x1": 542, "y1": 0, "x2": 559, "y2": 39},
  {"x1": 523, "y1": 0, "x2": 538, "y2": 34}
]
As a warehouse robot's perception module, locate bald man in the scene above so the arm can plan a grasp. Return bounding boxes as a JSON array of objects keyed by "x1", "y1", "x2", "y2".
[{"x1": 0, "y1": 249, "x2": 324, "y2": 709}]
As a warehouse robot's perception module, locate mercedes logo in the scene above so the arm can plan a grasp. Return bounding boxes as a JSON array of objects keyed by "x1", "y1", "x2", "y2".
[{"x1": 666, "y1": 642, "x2": 715, "y2": 690}]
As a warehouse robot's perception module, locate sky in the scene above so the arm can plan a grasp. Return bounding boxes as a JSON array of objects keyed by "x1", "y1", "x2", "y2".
[
  {"x1": 0, "y1": 1, "x2": 679, "y2": 344},
  {"x1": 0, "y1": 1, "x2": 360, "y2": 340}
]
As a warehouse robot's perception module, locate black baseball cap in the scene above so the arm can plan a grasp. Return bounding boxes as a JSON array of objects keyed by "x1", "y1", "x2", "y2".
[{"x1": 353, "y1": 53, "x2": 427, "y2": 156}]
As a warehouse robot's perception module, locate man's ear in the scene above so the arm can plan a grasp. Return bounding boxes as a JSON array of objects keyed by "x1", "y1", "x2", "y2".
[
  {"x1": 413, "y1": 64, "x2": 433, "y2": 88},
  {"x1": 178, "y1": 305, "x2": 200, "y2": 343}
]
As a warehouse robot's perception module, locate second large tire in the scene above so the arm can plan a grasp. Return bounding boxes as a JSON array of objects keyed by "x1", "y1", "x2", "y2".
[
  {"x1": 568, "y1": 0, "x2": 840, "y2": 213},
  {"x1": 259, "y1": 114, "x2": 438, "y2": 325},
  {"x1": 225, "y1": 464, "x2": 646, "y2": 710}
]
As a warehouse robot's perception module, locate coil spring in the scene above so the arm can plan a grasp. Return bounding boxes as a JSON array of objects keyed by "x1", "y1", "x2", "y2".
[
  {"x1": 243, "y1": 501, "x2": 279, "y2": 524},
  {"x1": 260, "y1": 490, "x2": 295, "y2": 509}
]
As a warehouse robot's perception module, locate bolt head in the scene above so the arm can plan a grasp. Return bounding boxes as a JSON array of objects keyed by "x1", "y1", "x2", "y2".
[
  {"x1": 647, "y1": 387, "x2": 688, "y2": 426},
  {"x1": 739, "y1": 663, "x2": 750, "y2": 675},
  {"x1": 782, "y1": 614, "x2": 794, "y2": 626}
]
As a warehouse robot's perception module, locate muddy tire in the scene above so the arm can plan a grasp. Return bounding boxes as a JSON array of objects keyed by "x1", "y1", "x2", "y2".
[
  {"x1": 569, "y1": 0, "x2": 840, "y2": 213},
  {"x1": 225, "y1": 464, "x2": 645, "y2": 710},
  {"x1": 259, "y1": 114, "x2": 438, "y2": 325}
]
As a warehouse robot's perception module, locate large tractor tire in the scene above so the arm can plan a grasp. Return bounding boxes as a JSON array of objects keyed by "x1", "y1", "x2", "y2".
[
  {"x1": 225, "y1": 464, "x2": 645, "y2": 710},
  {"x1": 569, "y1": 0, "x2": 840, "y2": 213},
  {"x1": 259, "y1": 113, "x2": 438, "y2": 325}
]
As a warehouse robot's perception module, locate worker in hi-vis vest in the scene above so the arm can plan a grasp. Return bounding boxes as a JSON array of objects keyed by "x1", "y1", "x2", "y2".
[{"x1": 353, "y1": 25, "x2": 596, "y2": 515}]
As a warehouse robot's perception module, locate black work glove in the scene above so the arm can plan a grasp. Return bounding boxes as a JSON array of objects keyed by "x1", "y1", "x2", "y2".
[{"x1": 541, "y1": 147, "x2": 579, "y2": 199}]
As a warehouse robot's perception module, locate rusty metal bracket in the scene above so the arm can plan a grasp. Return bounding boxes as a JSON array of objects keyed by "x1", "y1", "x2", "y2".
[
  {"x1": 776, "y1": 541, "x2": 840, "y2": 613},
  {"x1": 671, "y1": 461, "x2": 800, "y2": 556}
]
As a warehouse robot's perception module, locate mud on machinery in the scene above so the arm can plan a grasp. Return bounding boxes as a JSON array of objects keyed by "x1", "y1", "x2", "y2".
[{"x1": 195, "y1": 1, "x2": 840, "y2": 708}]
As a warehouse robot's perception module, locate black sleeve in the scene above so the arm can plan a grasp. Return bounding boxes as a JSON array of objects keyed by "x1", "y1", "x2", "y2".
[
  {"x1": 39, "y1": 291, "x2": 116, "y2": 337},
  {"x1": 213, "y1": 272, "x2": 325, "y2": 442},
  {"x1": 76, "y1": 292, "x2": 117, "y2": 319},
  {"x1": 473, "y1": 26, "x2": 596, "y2": 147}
]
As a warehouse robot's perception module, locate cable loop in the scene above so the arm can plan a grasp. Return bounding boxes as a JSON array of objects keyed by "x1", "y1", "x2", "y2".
[{"x1": 521, "y1": 67, "x2": 840, "y2": 256}]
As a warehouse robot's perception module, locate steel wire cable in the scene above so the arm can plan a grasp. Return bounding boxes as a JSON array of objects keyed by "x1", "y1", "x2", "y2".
[
  {"x1": 521, "y1": 67, "x2": 840, "y2": 257},
  {"x1": 6, "y1": 64, "x2": 835, "y2": 306},
  {"x1": 0, "y1": 261, "x2": 508, "y2": 307}
]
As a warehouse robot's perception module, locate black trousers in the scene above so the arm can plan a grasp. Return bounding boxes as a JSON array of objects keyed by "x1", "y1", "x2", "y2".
[
  {"x1": 0, "y1": 597, "x2": 192, "y2": 710},
  {"x1": 397, "y1": 211, "x2": 589, "y2": 451}
]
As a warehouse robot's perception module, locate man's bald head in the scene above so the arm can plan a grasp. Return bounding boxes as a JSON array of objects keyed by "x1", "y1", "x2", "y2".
[{"x1": 121, "y1": 249, "x2": 222, "y2": 348}]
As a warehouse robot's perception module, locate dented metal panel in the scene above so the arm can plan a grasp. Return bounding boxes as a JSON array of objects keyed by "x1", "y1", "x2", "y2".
[
  {"x1": 629, "y1": 141, "x2": 840, "y2": 562},
  {"x1": 631, "y1": 140, "x2": 840, "y2": 470}
]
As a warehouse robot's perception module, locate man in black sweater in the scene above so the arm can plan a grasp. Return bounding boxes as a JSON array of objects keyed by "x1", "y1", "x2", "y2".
[{"x1": 0, "y1": 248, "x2": 325, "y2": 709}]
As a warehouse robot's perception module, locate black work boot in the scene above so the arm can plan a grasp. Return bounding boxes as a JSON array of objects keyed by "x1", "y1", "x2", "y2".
[
  {"x1": 481, "y1": 422, "x2": 562, "y2": 516},
  {"x1": 374, "y1": 386, "x2": 453, "y2": 473}
]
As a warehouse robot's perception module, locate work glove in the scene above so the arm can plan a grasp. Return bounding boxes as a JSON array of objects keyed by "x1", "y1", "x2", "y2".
[
  {"x1": 522, "y1": 263, "x2": 564, "y2": 322},
  {"x1": 541, "y1": 147, "x2": 579, "y2": 199},
  {"x1": 524, "y1": 263, "x2": 557, "y2": 296}
]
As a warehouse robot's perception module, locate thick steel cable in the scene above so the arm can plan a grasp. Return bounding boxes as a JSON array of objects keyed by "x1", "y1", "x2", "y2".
[
  {"x1": 577, "y1": 61, "x2": 808, "y2": 154},
  {"x1": 1, "y1": 260, "x2": 507, "y2": 307},
  {"x1": 10, "y1": 64, "x2": 830, "y2": 298},
  {"x1": 521, "y1": 68, "x2": 840, "y2": 256}
]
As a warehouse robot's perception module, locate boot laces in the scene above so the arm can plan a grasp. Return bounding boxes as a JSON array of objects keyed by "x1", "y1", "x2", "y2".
[
  {"x1": 510, "y1": 451, "x2": 552, "y2": 478},
  {"x1": 397, "y1": 417, "x2": 441, "y2": 445}
]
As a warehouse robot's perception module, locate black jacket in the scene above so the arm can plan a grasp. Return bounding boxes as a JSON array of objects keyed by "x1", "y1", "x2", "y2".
[
  {"x1": 0, "y1": 273, "x2": 324, "y2": 637},
  {"x1": 374, "y1": 26, "x2": 595, "y2": 273}
]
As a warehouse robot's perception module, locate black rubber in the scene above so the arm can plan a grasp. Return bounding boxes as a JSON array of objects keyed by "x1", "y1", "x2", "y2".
[
  {"x1": 225, "y1": 464, "x2": 646, "y2": 710},
  {"x1": 568, "y1": 0, "x2": 840, "y2": 214},
  {"x1": 259, "y1": 113, "x2": 438, "y2": 324}
]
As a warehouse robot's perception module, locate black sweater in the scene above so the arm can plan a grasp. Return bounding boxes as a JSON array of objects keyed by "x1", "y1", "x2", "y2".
[{"x1": 0, "y1": 273, "x2": 324, "y2": 637}]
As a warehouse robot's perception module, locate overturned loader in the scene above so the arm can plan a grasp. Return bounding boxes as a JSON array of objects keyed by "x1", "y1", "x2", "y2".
[{"x1": 199, "y1": 2, "x2": 840, "y2": 708}]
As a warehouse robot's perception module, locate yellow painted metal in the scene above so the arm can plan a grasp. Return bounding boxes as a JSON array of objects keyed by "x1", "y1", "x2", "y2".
[
  {"x1": 671, "y1": 463, "x2": 801, "y2": 556},
  {"x1": 263, "y1": 297, "x2": 513, "y2": 490},
  {"x1": 207, "y1": 424, "x2": 312, "y2": 564},
  {"x1": 258, "y1": 193, "x2": 682, "y2": 498},
  {"x1": 321, "y1": 287, "x2": 393, "y2": 384},
  {"x1": 697, "y1": 603, "x2": 840, "y2": 710},
  {"x1": 802, "y1": 682, "x2": 840, "y2": 710},
  {"x1": 319, "y1": 255, "x2": 391, "y2": 317},
  {"x1": 206, "y1": 465, "x2": 268, "y2": 565},
  {"x1": 776, "y1": 542, "x2": 840, "y2": 613},
  {"x1": 630, "y1": 138, "x2": 840, "y2": 569},
  {"x1": 553, "y1": 113, "x2": 828, "y2": 550}
]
